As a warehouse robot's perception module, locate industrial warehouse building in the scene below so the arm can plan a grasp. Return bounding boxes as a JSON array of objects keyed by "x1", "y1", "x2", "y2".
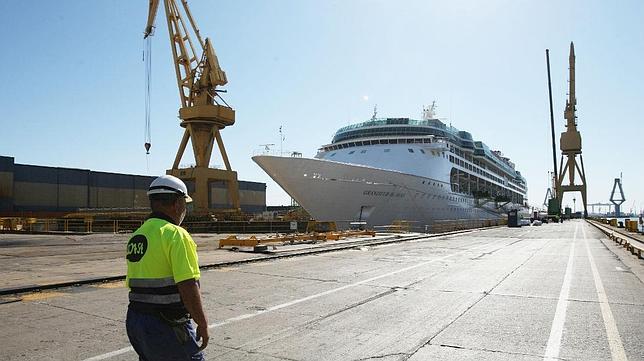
[{"x1": 0, "y1": 156, "x2": 266, "y2": 216}]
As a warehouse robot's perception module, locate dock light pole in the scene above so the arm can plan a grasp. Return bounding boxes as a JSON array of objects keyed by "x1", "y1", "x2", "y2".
[
  {"x1": 546, "y1": 49, "x2": 558, "y2": 199},
  {"x1": 545, "y1": 49, "x2": 562, "y2": 219}
]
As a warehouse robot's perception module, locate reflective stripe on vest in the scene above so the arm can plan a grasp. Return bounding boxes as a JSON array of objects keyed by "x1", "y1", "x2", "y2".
[
  {"x1": 128, "y1": 277, "x2": 181, "y2": 306},
  {"x1": 129, "y1": 277, "x2": 176, "y2": 288},
  {"x1": 129, "y1": 292, "x2": 181, "y2": 304}
]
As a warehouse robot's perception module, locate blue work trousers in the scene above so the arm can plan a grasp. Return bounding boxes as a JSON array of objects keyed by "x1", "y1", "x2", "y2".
[{"x1": 126, "y1": 308, "x2": 205, "y2": 361}]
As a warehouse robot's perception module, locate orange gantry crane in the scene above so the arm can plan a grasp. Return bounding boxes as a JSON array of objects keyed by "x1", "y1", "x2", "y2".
[{"x1": 144, "y1": 0, "x2": 240, "y2": 213}]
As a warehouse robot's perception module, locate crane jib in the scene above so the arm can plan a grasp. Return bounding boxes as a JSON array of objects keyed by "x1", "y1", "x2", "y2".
[{"x1": 141, "y1": 0, "x2": 241, "y2": 212}]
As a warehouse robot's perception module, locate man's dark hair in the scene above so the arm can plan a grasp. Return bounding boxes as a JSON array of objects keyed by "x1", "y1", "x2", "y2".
[{"x1": 149, "y1": 193, "x2": 181, "y2": 209}]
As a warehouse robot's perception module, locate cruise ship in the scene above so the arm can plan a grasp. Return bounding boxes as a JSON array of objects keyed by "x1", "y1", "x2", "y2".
[{"x1": 253, "y1": 103, "x2": 528, "y2": 229}]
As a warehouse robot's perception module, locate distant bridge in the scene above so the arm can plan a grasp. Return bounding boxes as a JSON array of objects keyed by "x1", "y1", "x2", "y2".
[{"x1": 588, "y1": 203, "x2": 614, "y2": 214}]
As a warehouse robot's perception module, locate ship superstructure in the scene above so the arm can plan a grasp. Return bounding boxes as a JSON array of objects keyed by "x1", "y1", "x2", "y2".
[{"x1": 254, "y1": 104, "x2": 527, "y2": 229}]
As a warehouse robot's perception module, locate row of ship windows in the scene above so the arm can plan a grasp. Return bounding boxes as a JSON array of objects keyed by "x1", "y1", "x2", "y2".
[
  {"x1": 449, "y1": 154, "x2": 504, "y2": 185},
  {"x1": 449, "y1": 154, "x2": 525, "y2": 192},
  {"x1": 322, "y1": 137, "x2": 439, "y2": 152},
  {"x1": 502, "y1": 182, "x2": 524, "y2": 194},
  {"x1": 449, "y1": 144, "x2": 520, "y2": 185},
  {"x1": 329, "y1": 148, "x2": 446, "y2": 157}
]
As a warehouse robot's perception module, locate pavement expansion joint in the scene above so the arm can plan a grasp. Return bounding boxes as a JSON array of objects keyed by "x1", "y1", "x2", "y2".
[
  {"x1": 234, "y1": 270, "x2": 341, "y2": 284},
  {"x1": 219, "y1": 320, "x2": 308, "y2": 353},
  {"x1": 216, "y1": 344, "x2": 303, "y2": 361},
  {"x1": 390, "y1": 285, "x2": 410, "y2": 291},
  {"x1": 489, "y1": 292, "x2": 565, "y2": 302},
  {"x1": 434, "y1": 343, "x2": 548, "y2": 359},
  {"x1": 34, "y1": 301, "x2": 123, "y2": 323},
  {"x1": 367, "y1": 283, "x2": 406, "y2": 291},
  {"x1": 437, "y1": 343, "x2": 465, "y2": 350},
  {"x1": 394, "y1": 277, "x2": 426, "y2": 290},
  {"x1": 352, "y1": 352, "x2": 410, "y2": 361},
  {"x1": 431, "y1": 288, "x2": 483, "y2": 296},
  {"x1": 566, "y1": 297, "x2": 644, "y2": 307},
  {"x1": 310, "y1": 287, "x2": 400, "y2": 324},
  {"x1": 469, "y1": 239, "x2": 523, "y2": 260}
]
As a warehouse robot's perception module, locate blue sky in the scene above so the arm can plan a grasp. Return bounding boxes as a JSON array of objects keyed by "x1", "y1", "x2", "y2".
[{"x1": 1, "y1": 0, "x2": 642, "y2": 213}]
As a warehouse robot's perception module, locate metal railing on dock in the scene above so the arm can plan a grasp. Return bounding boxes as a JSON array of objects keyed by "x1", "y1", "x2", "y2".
[
  {"x1": 0, "y1": 217, "x2": 144, "y2": 234},
  {"x1": 430, "y1": 218, "x2": 506, "y2": 233},
  {"x1": 376, "y1": 219, "x2": 506, "y2": 233},
  {"x1": 587, "y1": 219, "x2": 644, "y2": 259},
  {"x1": 2, "y1": 216, "x2": 507, "y2": 235},
  {"x1": 0, "y1": 217, "x2": 308, "y2": 234}
]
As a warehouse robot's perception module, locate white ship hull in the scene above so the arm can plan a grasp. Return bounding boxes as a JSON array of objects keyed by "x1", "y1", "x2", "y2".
[{"x1": 253, "y1": 155, "x2": 509, "y2": 229}]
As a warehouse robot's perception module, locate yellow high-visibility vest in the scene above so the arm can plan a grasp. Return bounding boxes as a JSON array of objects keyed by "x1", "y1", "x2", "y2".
[{"x1": 126, "y1": 216, "x2": 200, "y2": 308}]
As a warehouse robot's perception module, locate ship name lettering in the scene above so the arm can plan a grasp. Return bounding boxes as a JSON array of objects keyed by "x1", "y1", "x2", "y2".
[{"x1": 363, "y1": 190, "x2": 405, "y2": 198}]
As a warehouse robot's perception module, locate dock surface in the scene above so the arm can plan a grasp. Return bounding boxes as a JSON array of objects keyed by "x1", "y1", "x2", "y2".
[{"x1": 1, "y1": 220, "x2": 643, "y2": 360}]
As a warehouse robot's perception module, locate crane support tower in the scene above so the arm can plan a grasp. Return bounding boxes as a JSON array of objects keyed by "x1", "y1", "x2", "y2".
[
  {"x1": 555, "y1": 42, "x2": 588, "y2": 218},
  {"x1": 145, "y1": 0, "x2": 240, "y2": 213},
  {"x1": 609, "y1": 177, "x2": 626, "y2": 216}
]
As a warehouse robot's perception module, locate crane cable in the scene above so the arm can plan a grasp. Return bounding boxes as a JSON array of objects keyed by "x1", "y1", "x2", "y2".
[{"x1": 144, "y1": 36, "x2": 152, "y2": 156}]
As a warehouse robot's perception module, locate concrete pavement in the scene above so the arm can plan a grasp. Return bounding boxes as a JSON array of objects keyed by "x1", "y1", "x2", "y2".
[{"x1": 1, "y1": 220, "x2": 642, "y2": 360}]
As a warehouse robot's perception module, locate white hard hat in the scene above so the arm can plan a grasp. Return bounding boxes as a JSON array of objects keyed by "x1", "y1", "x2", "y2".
[{"x1": 147, "y1": 175, "x2": 193, "y2": 203}]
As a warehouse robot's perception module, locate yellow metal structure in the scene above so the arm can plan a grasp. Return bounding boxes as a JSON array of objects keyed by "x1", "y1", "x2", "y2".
[
  {"x1": 305, "y1": 221, "x2": 337, "y2": 233},
  {"x1": 218, "y1": 230, "x2": 376, "y2": 250},
  {"x1": 218, "y1": 235, "x2": 263, "y2": 249},
  {"x1": 555, "y1": 42, "x2": 588, "y2": 217},
  {"x1": 625, "y1": 220, "x2": 638, "y2": 233},
  {"x1": 145, "y1": 0, "x2": 240, "y2": 213}
]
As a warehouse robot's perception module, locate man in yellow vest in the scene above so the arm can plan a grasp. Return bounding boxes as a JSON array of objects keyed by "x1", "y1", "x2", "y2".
[{"x1": 125, "y1": 175, "x2": 208, "y2": 360}]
